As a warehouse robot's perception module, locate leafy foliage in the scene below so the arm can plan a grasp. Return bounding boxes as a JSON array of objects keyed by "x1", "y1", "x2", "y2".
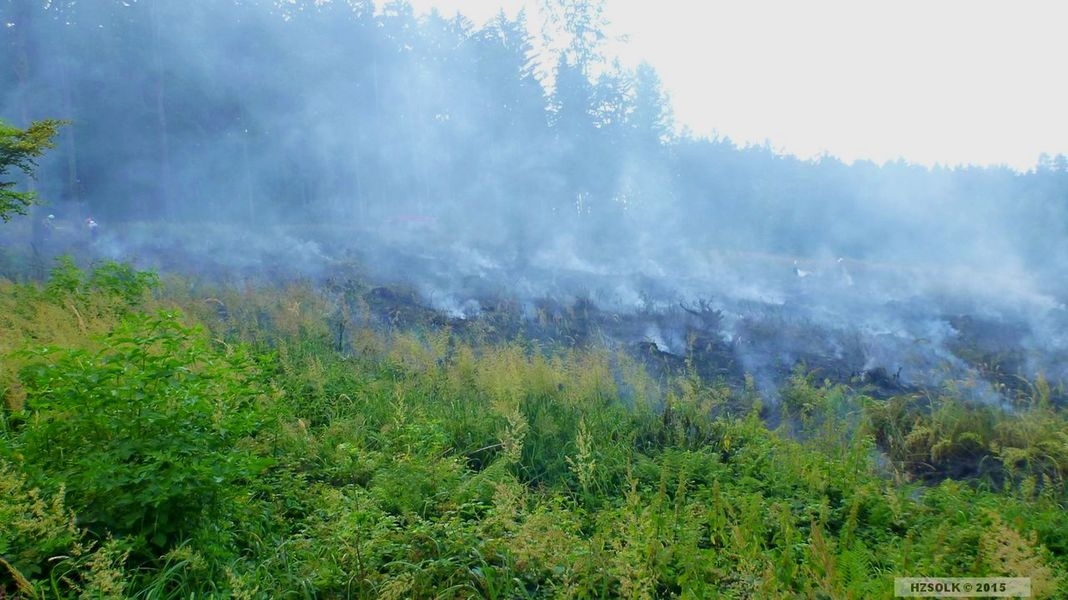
[
  {"x1": 2, "y1": 265, "x2": 1067, "y2": 597},
  {"x1": 13, "y1": 310, "x2": 271, "y2": 554},
  {"x1": 0, "y1": 119, "x2": 64, "y2": 221}
]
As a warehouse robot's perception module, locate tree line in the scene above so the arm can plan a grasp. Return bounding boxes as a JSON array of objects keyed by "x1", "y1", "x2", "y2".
[{"x1": 3, "y1": 0, "x2": 1067, "y2": 271}]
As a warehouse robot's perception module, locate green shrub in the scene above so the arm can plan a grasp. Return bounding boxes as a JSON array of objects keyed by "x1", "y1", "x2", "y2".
[
  {"x1": 43, "y1": 255, "x2": 84, "y2": 301},
  {"x1": 87, "y1": 260, "x2": 160, "y2": 306},
  {"x1": 13, "y1": 310, "x2": 272, "y2": 555}
]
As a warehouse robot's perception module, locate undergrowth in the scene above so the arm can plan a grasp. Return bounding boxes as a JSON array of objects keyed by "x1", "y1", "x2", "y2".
[{"x1": 1, "y1": 258, "x2": 1066, "y2": 598}]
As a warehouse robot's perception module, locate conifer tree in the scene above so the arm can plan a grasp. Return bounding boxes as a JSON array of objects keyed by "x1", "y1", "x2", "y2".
[{"x1": 0, "y1": 118, "x2": 64, "y2": 221}]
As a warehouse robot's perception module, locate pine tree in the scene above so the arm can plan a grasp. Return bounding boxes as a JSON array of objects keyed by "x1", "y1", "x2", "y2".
[{"x1": 0, "y1": 118, "x2": 64, "y2": 221}]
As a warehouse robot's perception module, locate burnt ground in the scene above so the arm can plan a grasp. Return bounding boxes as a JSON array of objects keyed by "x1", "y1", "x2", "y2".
[
  {"x1": 335, "y1": 275, "x2": 1067, "y2": 408},
  {"x1": 7, "y1": 222, "x2": 1068, "y2": 491},
  {"x1": 5, "y1": 220, "x2": 1068, "y2": 409}
]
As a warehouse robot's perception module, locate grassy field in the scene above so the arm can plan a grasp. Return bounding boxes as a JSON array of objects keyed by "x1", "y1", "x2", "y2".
[{"x1": 1, "y1": 258, "x2": 1066, "y2": 598}]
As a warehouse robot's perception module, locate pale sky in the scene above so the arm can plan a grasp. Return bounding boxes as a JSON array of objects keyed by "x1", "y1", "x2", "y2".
[{"x1": 405, "y1": 0, "x2": 1068, "y2": 170}]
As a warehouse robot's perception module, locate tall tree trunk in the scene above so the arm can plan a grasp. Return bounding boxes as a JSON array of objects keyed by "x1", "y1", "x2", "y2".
[
  {"x1": 58, "y1": 57, "x2": 81, "y2": 207},
  {"x1": 371, "y1": 57, "x2": 384, "y2": 209},
  {"x1": 11, "y1": 0, "x2": 35, "y2": 196},
  {"x1": 241, "y1": 130, "x2": 255, "y2": 221},
  {"x1": 354, "y1": 163, "x2": 365, "y2": 223},
  {"x1": 149, "y1": 1, "x2": 173, "y2": 219},
  {"x1": 299, "y1": 164, "x2": 310, "y2": 213}
]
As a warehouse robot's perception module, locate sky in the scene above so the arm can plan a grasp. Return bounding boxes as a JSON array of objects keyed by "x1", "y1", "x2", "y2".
[{"x1": 406, "y1": 0, "x2": 1068, "y2": 170}]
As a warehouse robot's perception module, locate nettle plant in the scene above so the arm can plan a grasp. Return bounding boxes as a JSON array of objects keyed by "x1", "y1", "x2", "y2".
[
  {"x1": 12, "y1": 309, "x2": 272, "y2": 553},
  {"x1": 44, "y1": 256, "x2": 161, "y2": 308}
]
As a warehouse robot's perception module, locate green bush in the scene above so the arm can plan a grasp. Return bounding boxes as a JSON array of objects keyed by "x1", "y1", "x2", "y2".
[
  {"x1": 40, "y1": 255, "x2": 160, "y2": 309},
  {"x1": 87, "y1": 260, "x2": 160, "y2": 306},
  {"x1": 12, "y1": 310, "x2": 272, "y2": 555}
]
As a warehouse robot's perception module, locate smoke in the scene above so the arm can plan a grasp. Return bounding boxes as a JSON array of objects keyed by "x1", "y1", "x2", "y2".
[{"x1": 3, "y1": 0, "x2": 1068, "y2": 403}]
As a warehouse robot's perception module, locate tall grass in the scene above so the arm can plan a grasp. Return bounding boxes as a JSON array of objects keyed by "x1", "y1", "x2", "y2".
[{"x1": 0, "y1": 261, "x2": 1065, "y2": 597}]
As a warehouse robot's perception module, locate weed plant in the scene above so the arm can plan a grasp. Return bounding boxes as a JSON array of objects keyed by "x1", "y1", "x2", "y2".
[{"x1": 1, "y1": 259, "x2": 1066, "y2": 598}]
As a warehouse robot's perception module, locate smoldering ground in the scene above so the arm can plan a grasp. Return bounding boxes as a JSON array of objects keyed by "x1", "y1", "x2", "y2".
[
  {"x1": 6, "y1": 208, "x2": 1066, "y2": 410},
  {"x1": 4, "y1": 0, "x2": 1068, "y2": 406}
]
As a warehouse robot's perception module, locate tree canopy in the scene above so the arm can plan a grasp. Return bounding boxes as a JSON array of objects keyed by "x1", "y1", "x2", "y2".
[
  {"x1": 0, "y1": 118, "x2": 64, "y2": 222},
  {"x1": 2, "y1": 0, "x2": 1066, "y2": 272}
]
